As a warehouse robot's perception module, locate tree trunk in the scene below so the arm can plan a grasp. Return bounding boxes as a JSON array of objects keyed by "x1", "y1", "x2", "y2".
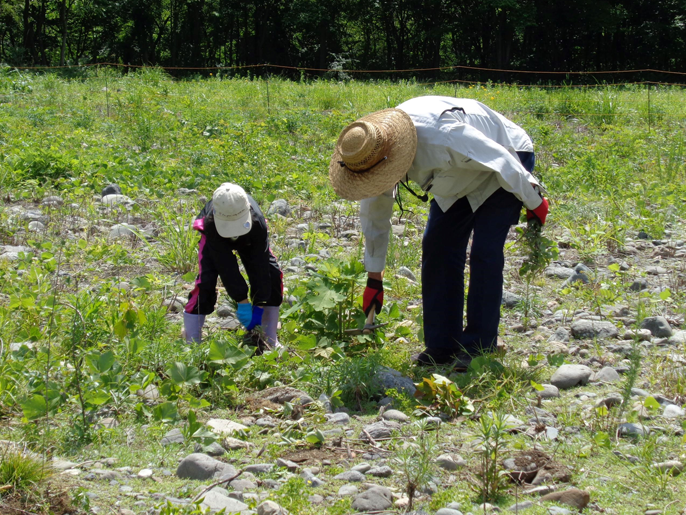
[{"x1": 60, "y1": 0, "x2": 67, "y2": 65}]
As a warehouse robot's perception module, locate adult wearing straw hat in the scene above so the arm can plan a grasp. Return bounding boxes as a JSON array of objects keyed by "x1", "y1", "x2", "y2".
[
  {"x1": 183, "y1": 182, "x2": 283, "y2": 350},
  {"x1": 329, "y1": 96, "x2": 549, "y2": 370}
]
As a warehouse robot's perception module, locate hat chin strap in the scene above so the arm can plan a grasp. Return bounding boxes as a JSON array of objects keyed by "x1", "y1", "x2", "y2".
[{"x1": 339, "y1": 155, "x2": 387, "y2": 173}]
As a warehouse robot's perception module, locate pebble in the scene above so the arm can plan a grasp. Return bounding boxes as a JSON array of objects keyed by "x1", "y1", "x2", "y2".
[
  {"x1": 570, "y1": 320, "x2": 618, "y2": 339},
  {"x1": 536, "y1": 384, "x2": 560, "y2": 398},
  {"x1": 375, "y1": 366, "x2": 417, "y2": 395},
  {"x1": 244, "y1": 463, "x2": 273, "y2": 475},
  {"x1": 267, "y1": 199, "x2": 290, "y2": 217},
  {"x1": 592, "y1": 366, "x2": 621, "y2": 383},
  {"x1": 436, "y1": 509, "x2": 464, "y2": 515},
  {"x1": 435, "y1": 454, "x2": 467, "y2": 471},
  {"x1": 653, "y1": 460, "x2": 683, "y2": 475},
  {"x1": 629, "y1": 278, "x2": 649, "y2": 291},
  {"x1": 550, "y1": 364, "x2": 593, "y2": 389},
  {"x1": 301, "y1": 469, "x2": 325, "y2": 487},
  {"x1": 351, "y1": 486, "x2": 393, "y2": 511},
  {"x1": 618, "y1": 423, "x2": 649, "y2": 438},
  {"x1": 199, "y1": 490, "x2": 250, "y2": 513},
  {"x1": 540, "y1": 488, "x2": 590, "y2": 509},
  {"x1": 548, "y1": 327, "x2": 570, "y2": 343},
  {"x1": 545, "y1": 265, "x2": 576, "y2": 279},
  {"x1": 351, "y1": 463, "x2": 371, "y2": 473},
  {"x1": 366, "y1": 466, "x2": 393, "y2": 477},
  {"x1": 333, "y1": 470, "x2": 365, "y2": 482},
  {"x1": 396, "y1": 266, "x2": 417, "y2": 281},
  {"x1": 501, "y1": 290, "x2": 521, "y2": 308},
  {"x1": 663, "y1": 405, "x2": 685, "y2": 418},
  {"x1": 160, "y1": 428, "x2": 185, "y2": 446},
  {"x1": 507, "y1": 501, "x2": 533, "y2": 511},
  {"x1": 622, "y1": 328, "x2": 652, "y2": 341},
  {"x1": 381, "y1": 409, "x2": 410, "y2": 422},
  {"x1": 176, "y1": 453, "x2": 237, "y2": 480},
  {"x1": 359, "y1": 420, "x2": 401, "y2": 441},
  {"x1": 325, "y1": 412, "x2": 350, "y2": 425},
  {"x1": 207, "y1": 419, "x2": 249, "y2": 436},
  {"x1": 640, "y1": 316, "x2": 672, "y2": 337},
  {"x1": 338, "y1": 484, "x2": 359, "y2": 496},
  {"x1": 222, "y1": 437, "x2": 250, "y2": 450},
  {"x1": 137, "y1": 468, "x2": 153, "y2": 478}
]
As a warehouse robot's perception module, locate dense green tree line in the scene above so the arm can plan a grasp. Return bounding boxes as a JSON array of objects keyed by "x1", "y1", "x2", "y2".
[{"x1": 1, "y1": 0, "x2": 684, "y2": 80}]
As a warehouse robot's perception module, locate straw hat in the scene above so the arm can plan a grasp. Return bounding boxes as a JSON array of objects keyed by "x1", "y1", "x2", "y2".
[{"x1": 329, "y1": 108, "x2": 417, "y2": 200}]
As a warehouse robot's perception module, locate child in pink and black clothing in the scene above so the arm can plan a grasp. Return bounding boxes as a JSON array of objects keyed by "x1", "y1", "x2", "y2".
[{"x1": 183, "y1": 183, "x2": 282, "y2": 347}]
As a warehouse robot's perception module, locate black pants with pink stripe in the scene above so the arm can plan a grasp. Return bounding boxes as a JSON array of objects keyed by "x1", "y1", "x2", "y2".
[{"x1": 185, "y1": 244, "x2": 283, "y2": 315}]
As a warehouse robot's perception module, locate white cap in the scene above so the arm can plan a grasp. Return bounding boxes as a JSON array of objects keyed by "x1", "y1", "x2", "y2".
[{"x1": 212, "y1": 183, "x2": 252, "y2": 238}]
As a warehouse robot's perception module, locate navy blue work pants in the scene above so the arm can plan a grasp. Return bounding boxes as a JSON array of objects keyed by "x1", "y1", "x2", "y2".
[{"x1": 421, "y1": 152, "x2": 533, "y2": 356}]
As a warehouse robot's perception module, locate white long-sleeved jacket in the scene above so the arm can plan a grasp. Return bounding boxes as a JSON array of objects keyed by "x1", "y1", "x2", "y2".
[{"x1": 360, "y1": 96, "x2": 543, "y2": 273}]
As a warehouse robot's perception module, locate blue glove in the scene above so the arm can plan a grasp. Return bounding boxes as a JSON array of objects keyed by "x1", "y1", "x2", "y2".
[
  {"x1": 246, "y1": 306, "x2": 264, "y2": 331},
  {"x1": 236, "y1": 303, "x2": 253, "y2": 329}
]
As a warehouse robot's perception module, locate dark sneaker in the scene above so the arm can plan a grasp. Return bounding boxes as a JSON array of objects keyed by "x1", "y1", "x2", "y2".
[{"x1": 411, "y1": 350, "x2": 473, "y2": 371}]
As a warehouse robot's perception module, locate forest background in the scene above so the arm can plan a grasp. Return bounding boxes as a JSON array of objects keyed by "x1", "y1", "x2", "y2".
[{"x1": 1, "y1": 0, "x2": 685, "y2": 83}]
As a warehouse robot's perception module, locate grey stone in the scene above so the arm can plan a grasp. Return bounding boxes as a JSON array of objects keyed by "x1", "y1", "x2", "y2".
[
  {"x1": 397, "y1": 266, "x2": 417, "y2": 282},
  {"x1": 622, "y1": 329, "x2": 652, "y2": 341},
  {"x1": 207, "y1": 419, "x2": 249, "y2": 436},
  {"x1": 108, "y1": 223, "x2": 137, "y2": 239},
  {"x1": 501, "y1": 291, "x2": 521, "y2": 308},
  {"x1": 194, "y1": 442, "x2": 226, "y2": 456},
  {"x1": 536, "y1": 384, "x2": 560, "y2": 398},
  {"x1": 436, "y1": 509, "x2": 464, "y2": 515},
  {"x1": 199, "y1": 490, "x2": 250, "y2": 513},
  {"x1": 645, "y1": 266, "x2": 668, "y2": 275},
  {"x1": 435, "y1": 454, "x2": 467, "y2": 471},
  {"x1": 301, "y1": 469, "x2": 325, "y2": 487},
  {"x1": 548, "y1": 508, "x2": 572, "y2": 515},
  {"x1": 333, "y1": 470, "x2": 365, "y2": 482},
  {"x1": 338, "y1": 484, "x2": 359, "y2": 496},
  {"x1": 550, "y1": 365, "x2": 593, "y2": 389},
  {"x1": 562, "y1": 273, "x2": 589, "y2": 286},
  {"x1": 668, "y1": 330, "x2": 686, "y2": 345},
  {"x1": 216, "y1": 305, "x2": 233, "y2": 318},
  {"x1": 267, "y1": 200, "x2": 290, "y2": 217},
  {"x1": 28, "y1": 221, "x2": 46, "y2": 232},
  {"x1": 629, "y1": 278, "x2": 649, "y2": 292},
  {"x1": 548, "y1": 327, "x2": 570, "y2": 343},
  {"x1": 618, "y1": 423, "x2": 649, "y2": 438},
  {"x1": 176, "y1": 453, "x2": 236, "y2": 480},
  {"x1": 102, "y1": 184, "x2": 122, "y2": 197},
  {"x1": 663, "y1": 405, "x2": 685, "y2": 418},
  {"x1": 596, "y1": 394, "x2": 623, "y2": 408},
  {"x1": 255, "y1": 417, "x2": 277, "y2": 428},
  {"x1": 163, "y1": 297, "x2": 185, "y2": 313},
  {"x1": 42, "y1": 195, "x2": 64, "y2": 206},
  {"x1": 257, "y1": 387, "x2": 314, "y2": 406},
  {"x1": 276, "y1": 458, "x2": 299, "y2": 471},
  {"x1": 652, "y1": 460, "x2": 683, "y2": 475},
  {"x1": 351, "y1": 486, "x2": 393, "y2": 511},
  {"x1": 376, "y1": 366, "x2": 416, "y2": 395},
  {"x1": 0, "y1": 245, "x2": 32, "y2": 261},
  {"x1": 161, "y1": 428, "x2": 185, "y2": 446},
  {"x1": 351, "y1": 463, "x2": 371, "y2": 473},
  {"x1": 137, "y1": 469, "x2": 153, "y2": 478},
  {"x1": 570, "y1": 320, "x2": 618, "y2": 339},
  {"x1": 381, "y1": 409, "x2": 410, "y2": 423},
  {"x1": 640, "y1": 316, "x2": 672, "y2": 338},
  {"x1": 592, "y1": 366, "x2": 621, "y2": 383},
  {"x1": 230, "y1": 479, "x2": 257, "y2": 491},
  {"x1": 360, "y1": 420, "x2": 401, "y2": 441},
  {"x1": 545, "y1": 265, "x2": 576, "y2": 279},
  {"x1": 366, "y1": 466, "x2": 393, "y2": 477},
  {"x1": 257, "y1": 500, "x2": 289, "y2": 515},
  {"x1": 325, "y1": 412, "x2": 350, "y2": 425},
  {"x1": 244, "y1": 463, "x2": 273, "y2": 475},
  {"x1": 507, "y1": 501, "x2": 533, "y2": 511},
  {"x1": 102, "y1": 194, "x2": 134, "y2": 207},
  {"x1": 425, "y1": 416, "x2": 443, "y2": 427},
  {"x1": 631, "y1": 388, "x2": 650, "y2": 398},
  {"x1": 222, "y1": 437, "x2": 250, "y2": 450}
]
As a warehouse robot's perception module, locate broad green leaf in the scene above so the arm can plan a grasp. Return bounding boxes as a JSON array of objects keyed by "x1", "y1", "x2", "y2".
[
  {"x1": 531, "y1": 380, "x2": 545, "y2": 392},
  {"x1": 182, "y1": 271, "x2": 196, "y2": 282},
  {"x1": 20, "y1": 394, "x2": 47, "y2": 420},
  {"x1": 208, "y1": 341, "x2": 248, "y2": 365},
  {"x1": 152, "y1": 401, "x2": 179, "y2": 423},
  {"x1": 84, "y1": 390, "x2": 111, "y2": 406},
  {"x1": 114, "y1": 319, "x2": 128, "y2": 338},
  {"x1": 659, "y1": 288, "x2": 671, "y2": 301},
  {"x1": 169, "y1": 362, "x2": 203, "y2": 386},
  {"x1": 644, "y1": 396, "x2": 660, "y2": 411},
  {"x1": 294, "y1": 334, "x2": 317, "y2": 351},
  {"x1": 593, "y1": 431, "x2": 612, "y2": 449},
  {"x1": 547, "y1": 354, "x2": 566, "y2": 367}
]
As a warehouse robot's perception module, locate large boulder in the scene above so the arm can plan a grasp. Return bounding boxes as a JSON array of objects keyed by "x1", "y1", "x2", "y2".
[{"x1": 176, "y1": 453, "x2": 236, "y2": 480}]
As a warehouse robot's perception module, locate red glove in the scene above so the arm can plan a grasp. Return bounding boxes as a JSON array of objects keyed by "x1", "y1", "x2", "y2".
[
  {"x1": 362, "y1": 278, "x2": 384, "y2": 316},
  {"x1": 526, "y1": 197, "x2": 549, "y2": 225}
]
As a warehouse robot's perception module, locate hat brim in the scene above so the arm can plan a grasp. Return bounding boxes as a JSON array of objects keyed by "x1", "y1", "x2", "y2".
[
  {"x1": 214, "y1": 211, "x2": 252, "y2": 238},
  {"x1": 329, "y1": 108, "x2": 417, "y2": 201}
]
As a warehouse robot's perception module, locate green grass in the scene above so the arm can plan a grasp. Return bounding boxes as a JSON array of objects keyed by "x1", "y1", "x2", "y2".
[{"x1": 0, "y1": 71, "x2": 685, "y2": 514}]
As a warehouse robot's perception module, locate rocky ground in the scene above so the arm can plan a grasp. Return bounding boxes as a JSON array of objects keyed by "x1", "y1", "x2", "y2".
[{"x1": 1, "y1": 185, "x2": 685, "y2": 515}]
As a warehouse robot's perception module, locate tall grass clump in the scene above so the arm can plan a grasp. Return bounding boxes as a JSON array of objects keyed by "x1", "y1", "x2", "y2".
[{"x1": 0, "y1": 446, "x2": 51, "y2": 494}]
